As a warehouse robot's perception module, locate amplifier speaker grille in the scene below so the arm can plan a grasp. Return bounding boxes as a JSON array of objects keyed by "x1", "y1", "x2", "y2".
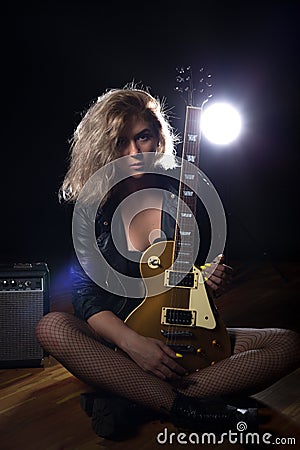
[{"x1": 0, "y1": 263, "x2": 49, "y2": 368}]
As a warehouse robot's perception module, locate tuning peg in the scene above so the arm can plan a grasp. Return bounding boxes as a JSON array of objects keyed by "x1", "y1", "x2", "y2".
[
  {"x1": 175, "y1": 65, "x2": 213, "y2": 106},
  {"x1": 206, "y1": 73, "x2": 213, "y2": 88}
]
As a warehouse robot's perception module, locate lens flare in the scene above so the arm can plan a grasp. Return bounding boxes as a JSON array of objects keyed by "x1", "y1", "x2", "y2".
[{"x1": 201, "y1": 102, "x2": 242, "y2": 145}]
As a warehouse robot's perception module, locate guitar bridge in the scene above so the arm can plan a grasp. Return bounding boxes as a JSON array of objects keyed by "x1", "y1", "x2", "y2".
[
  {"x1": 161, "y1": 307, "x2": 196, "y2": 327},
  {"x1": 167, "y1": 344, "x2": 196, "y2": 354},
  {"x1": 164, "y1": 270, "x2": 198, "y2": 288}
]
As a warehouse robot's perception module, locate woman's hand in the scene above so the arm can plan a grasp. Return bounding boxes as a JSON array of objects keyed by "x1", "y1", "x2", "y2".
[
  {"x1": 88, "y1": 311, "x2": 185, "y2": 381},
  {"x1": 122, "y1": 334, "x2": 186, "y2": 381},
  {"x1": 201, "y1": 254, "x2": 233, "y2": 296}
]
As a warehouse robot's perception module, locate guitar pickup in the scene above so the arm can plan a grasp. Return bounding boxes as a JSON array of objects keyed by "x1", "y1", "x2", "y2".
[
  {"x1": 161, "y1": 329, "x2": 194, "y2": 338},
  {"x1": 161, "y1": 307, "x2": 196, "y2": 327},
  {"x1": 164, "y1": 270, "x2": 198, "y2": 288}
]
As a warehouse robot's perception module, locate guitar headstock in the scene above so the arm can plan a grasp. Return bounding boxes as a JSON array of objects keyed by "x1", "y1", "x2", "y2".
[{"x1": 175, "y1": 66, "x2": 213, "y2": 107}]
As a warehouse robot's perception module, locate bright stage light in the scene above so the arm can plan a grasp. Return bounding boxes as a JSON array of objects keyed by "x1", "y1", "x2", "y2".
[{"x1": 201, "y1": 102, "x2": 242, "y2": 145}]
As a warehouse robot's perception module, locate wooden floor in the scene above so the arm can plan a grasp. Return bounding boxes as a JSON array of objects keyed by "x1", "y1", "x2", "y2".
[{"x1": 1, "y1": 259, "x2": 300, "y2": 449}]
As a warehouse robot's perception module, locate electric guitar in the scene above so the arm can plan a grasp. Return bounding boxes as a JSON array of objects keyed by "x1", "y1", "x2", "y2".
[{"x1": 125, "y1": 67, "x2": 231, "y2": 373}]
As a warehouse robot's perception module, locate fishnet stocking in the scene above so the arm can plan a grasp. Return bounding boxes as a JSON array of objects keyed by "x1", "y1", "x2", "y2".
[
  {"x1": 180, "y1": 327, "x2": 300, "y2": 397},
  {"x1": 36, "y1": 312, "x2": 300, "y2": 413},
  {"x1": 36, "y1": 312, "x2": 174, "y2": 412}
]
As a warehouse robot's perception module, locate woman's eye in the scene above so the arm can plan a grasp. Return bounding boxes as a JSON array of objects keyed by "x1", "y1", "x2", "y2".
[
  {"x1": 116, "y1": 137, "x2": 126, "y2": 147},
  {"x1": 138, "y1": 133, "x2": 151, "y2": 141}
]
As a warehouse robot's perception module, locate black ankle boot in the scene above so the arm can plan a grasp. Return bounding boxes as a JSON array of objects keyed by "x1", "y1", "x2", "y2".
[
  {"x1": 170, "y1": 393, "x2": 258, "y2": 433},
  {"x1": 80, "y1": 392, "x2": 156, "y2": 440},
  {"x1": 80, "y1": 392, "x2": 101, "y2": 417}
]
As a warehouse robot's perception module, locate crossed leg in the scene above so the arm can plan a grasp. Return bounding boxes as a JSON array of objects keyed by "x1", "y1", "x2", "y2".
[{"x1": 35, "y1": 311, "x2": 300, "y2": 414}]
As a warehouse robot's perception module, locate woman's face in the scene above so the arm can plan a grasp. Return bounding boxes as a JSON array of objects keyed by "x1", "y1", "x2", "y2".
[{"x1": 115, "y1": 117, "x2": 159, "y2": 178}]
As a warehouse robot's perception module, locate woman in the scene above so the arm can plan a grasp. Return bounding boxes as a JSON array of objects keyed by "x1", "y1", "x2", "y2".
[{"x1": 36, "y1": 86, "x2": 300, "y2": 440}]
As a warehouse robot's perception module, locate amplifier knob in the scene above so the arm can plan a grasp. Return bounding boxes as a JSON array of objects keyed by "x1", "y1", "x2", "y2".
[{"x1": 25, "y1": 280, "x2": 32, "y2": 287}]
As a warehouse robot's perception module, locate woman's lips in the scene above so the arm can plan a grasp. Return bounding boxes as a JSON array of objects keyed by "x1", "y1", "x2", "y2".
[{"x1": 130, "y1": 163, "x2": 144, "y2": 169}]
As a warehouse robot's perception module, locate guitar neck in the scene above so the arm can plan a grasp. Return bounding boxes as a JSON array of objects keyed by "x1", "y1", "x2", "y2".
[{"x1": 173, "y1": 106, "x2": 202, "y2": 272}]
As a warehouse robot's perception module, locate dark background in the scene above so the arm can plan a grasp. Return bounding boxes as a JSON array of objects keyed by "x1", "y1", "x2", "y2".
[{"x1": 1, "y1": 1, "x2": 299, "y2": 287}]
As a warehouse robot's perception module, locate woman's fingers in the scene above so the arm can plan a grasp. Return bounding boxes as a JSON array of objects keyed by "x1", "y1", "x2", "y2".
[{"x1": 202, "y1": 260, "x2": 233, "y2": 287}]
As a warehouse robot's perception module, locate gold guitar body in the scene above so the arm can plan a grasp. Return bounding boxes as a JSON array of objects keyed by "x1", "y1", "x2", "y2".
[{"x1": 125, "y1": 241, "x2": 231, "y2": 373}]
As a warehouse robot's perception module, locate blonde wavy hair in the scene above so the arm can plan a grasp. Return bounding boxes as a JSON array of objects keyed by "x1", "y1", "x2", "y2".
[{"x1": 59, "y1": 86, "x2": 179, "y2": 203}]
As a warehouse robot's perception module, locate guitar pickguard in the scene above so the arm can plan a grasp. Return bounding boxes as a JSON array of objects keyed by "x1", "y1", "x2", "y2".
[{"x1": 189, "y1": 266, "x2": 216, "y2": 329}]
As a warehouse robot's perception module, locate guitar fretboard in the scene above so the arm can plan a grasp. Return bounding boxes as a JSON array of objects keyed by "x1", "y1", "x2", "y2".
[{"x1": 173, "y1": 106, "x2": 202, "y2": 272}]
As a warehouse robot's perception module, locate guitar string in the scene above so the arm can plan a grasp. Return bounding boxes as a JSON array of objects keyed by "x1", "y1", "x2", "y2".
[
  {"x1": 166, "y1": 107, "x2": 201, "y2": 356},
  {"x1": 169, "y1": 107, "x2": 191, "y2": 353}
]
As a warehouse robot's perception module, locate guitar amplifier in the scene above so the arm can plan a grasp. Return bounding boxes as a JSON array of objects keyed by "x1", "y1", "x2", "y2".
[{"x1": 0, "y1": 262, "x2": 50, "y2": 368}]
